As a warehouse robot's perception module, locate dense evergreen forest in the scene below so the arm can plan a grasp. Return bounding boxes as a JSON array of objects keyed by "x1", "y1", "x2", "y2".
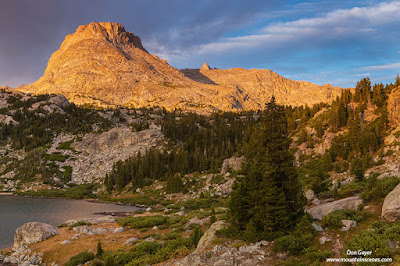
[
  {"x1": 104, "y1": 103, "x2": 331, "y2": 192},
  {"x1": 4, "y1": 75, "x2": 400, "y2": 265},
  {"x1": 104, "y1": 76, "x2": 400, "y2": 194},
  {"x1": 105, "y1": 112, "x2": 257, "y2": 191},
  {"x1": 0, "y1": 93, "x2": 112, "y2": 151}
]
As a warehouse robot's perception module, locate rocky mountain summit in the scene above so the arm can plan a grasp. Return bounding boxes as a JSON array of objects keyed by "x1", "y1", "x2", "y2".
[{"x1": 20, "y1": 22, "x2": 343, "y2": 112}]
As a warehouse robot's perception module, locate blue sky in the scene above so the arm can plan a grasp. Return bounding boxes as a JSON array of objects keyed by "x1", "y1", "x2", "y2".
[{"x1": 0, "y1": 0, "x2": 399, "y2": 88}]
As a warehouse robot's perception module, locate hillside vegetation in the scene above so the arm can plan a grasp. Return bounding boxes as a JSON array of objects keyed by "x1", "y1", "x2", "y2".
[{"x1": 2, "y1": 75, "x2": 400, "y2": 265}]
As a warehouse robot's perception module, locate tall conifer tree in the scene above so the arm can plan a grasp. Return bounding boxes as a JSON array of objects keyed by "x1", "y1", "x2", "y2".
[{"x1": 229, "y1": 97, "x2": 305, "y2": 240}]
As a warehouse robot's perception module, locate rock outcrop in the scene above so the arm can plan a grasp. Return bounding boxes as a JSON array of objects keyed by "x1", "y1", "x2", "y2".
[
  {"x1": 171, "y1": 221, "x2": 271, "y2": 265},
  {"x1": 195, "y1": 221, "x2": 226, "y2": 252},
  {"x1": 382, "y1": 183, "x2": 400, "y2": 221},
  {"x1": 221, "y1": 156, "x2": 245, "y2": 174},
  {"x1": 20, "y1": 22, "x2": 343, "y2": 112},
  {"x1": 388, "y1": 86, "x2": 400, "y2": 126},
  {"x1": 69, "y1": 126, "x2": 163, "y2": 183},
  {"x1": 13, "y1": 222, "x2": 58, "y2": 250},
  {"x1": 63, "y1": 215, "x2": 116, "y2": 226},
  {"x1": 306, "y1": 196, "x2": 363, "y2": 220}
]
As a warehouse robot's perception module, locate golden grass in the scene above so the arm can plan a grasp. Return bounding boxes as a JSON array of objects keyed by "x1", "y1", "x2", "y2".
[{"x1": 29, "y1": 221, "x2": 171, "y2": 265}]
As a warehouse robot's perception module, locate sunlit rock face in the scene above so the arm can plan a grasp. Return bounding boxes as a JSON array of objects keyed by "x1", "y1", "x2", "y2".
[
  {"x1": 20, "y1": 22, "x2": 343, "y2": 112},
  {"x1": 388, "y1": 86, "x2": 400, "y2": 126}
]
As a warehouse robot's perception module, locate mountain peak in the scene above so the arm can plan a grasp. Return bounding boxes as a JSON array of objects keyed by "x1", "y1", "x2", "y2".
[
  {"x1": 65, "y1": 22, "x2": 147, "y2": 52},
  {"x1": 200, "y1": 62, "x2": 211, "y2": 71},
  {"x1": 19, "y1": 22, "x2": 343, "y2": 112}
]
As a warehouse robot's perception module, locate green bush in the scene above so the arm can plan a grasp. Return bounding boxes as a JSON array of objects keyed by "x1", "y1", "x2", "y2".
[
  {"x1": 373, "y1": 221, "x2": 400, "y2": 241},
  {"x1": 69, "y1": 221, "x2": 92, "y2": 229},
  {"x1": 103, "y1": 251, "x2": 137, "y2": 265},
  {"x1": 345, "y1": 230, "x2": 394, "y2": 259},
  {"x1": 179, "y1": 197, "x2": 220, "y2": 210},
  {"x1": 273, "y1": 215, "x2": 316, "y2": 256},
  {"x1": 210, "y1": 175, "x2": 225, "y2": 185},
  {"x1": 56, "y1": 140, "x2": 74, "y2": 150},
  {"x1": 298, "y1": 157, "x2": 330, "y2": 194},
  {"x1": 318, "y1": 190, "x2": 334, "y2": 200},
  {"x1": 361, "y1": 176, "x2": 400, "y2": 202},
  {"x1": 274, "y1": 234, "x2": 312, "y2": 256},
  {"x1": 304, "y1": 247, "x2": 333, "y2": 263},
  {"x1": 62, "y1": 166, "x2": 73, "y2": 182},
  {"x1": 44, "y1": 152, "x2": 70, "y2": 162},
  {"x1": 322, "y1": 209, "x2": 370, "y2": 228},
  {"x1": 190, "y1": 225, "x2": 203, "y2": 247},
  {"x1": 103, "y1": 236, "x2": 195, "y2": 266},
  {"x1": 117, "y1": 215, "x2": 169, "y2": 228},
  {"x1": 166, "y1": 174, "x2": 185, "y2": 193},
  {"x1": 65, "y1": 252, "x2": 94, "y2": 266},
  {"x1": 162, "y1": 231, "x2": 181, "y2": 240},
  {"x1": 336, "y1": 182, "x2": 364, "y2": 198}
]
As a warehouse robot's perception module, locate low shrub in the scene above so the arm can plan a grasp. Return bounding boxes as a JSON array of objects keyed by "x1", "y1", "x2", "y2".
[
  {"x1": 178, "y1": 197, "x2": 220, "y2": 210},
  {"x1": 44, "y1": 152, "x2": 70, "y2": 162},
  {"x1": 336, "y1": 182, "x2": 364, "y2": 198},
  {"x1": 322, "y1": 209, "x2": 370, "y2": 229},
  {"x1": 103, "y1": 251, "x2": 137, "y2": 265},
  {"x1": 65, "y1": 252, "x2": 94, "y2": 266},
  {"x1": 56, "y1": 140, "x2": 74, "y2": 150},
  {"x1": 117, "y1": 215, "x2": 169, "y2": 228},
  {"x1": 274, "y1": 234, "x2": 311, "y2": 256},
  {"x1": 345, "y1": 230, "x2": 394, "y2": 259},
  {"x1": 69, "y1": 221, "x2": 92, "y2": 229},
  {"x1": 62, "y1": 166, "x2": 73, "y2": 183},
  {"x1": 102, "y1": 236, "x2": 197, "y2": 265},
  {"x1": 273, "y1": 215, "x2": 316, "y2": 256},
  {"x1": 304, "y1": 247, "x2": 333, "y2": 263},
  {"x1": 361, "y1": 176, "x2": 400, "y2": 202}
]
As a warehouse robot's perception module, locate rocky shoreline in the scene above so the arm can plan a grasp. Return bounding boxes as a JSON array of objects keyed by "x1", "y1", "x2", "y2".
[
  {"x1": 0, "y1": 215, "x2": 273, "y2": 266},
  {"x1": 0, "y1": 216, "x2": 117, "y2": 265}
]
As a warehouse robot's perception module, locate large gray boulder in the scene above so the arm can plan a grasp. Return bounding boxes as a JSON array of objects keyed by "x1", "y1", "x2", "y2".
[
  {"x1": 305, "y1": 189, "x2": 315, "y2": 200},
  {"x1": 306, "y1": 196, "x2": 363, "y2": 220},
  {"x1": 382, "y1": 183, "x2": 400, "y2": 221},
  {"x1": 195, "y1": 221, "x2": 226, "y2": 252},
  {"x1": 13, "y1": 222, "x2": 58, "y2": 250},
  {"x1": 48, "y1": 95, "x2": 70, "y2": 108},
  {"x1": 221, "y1": 156, "x2": 245, "y2": 174}
]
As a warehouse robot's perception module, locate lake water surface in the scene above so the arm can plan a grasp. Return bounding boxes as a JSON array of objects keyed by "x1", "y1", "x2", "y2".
[{"x1": 0, "y1": 195, "x2": 139, "y2": 250}]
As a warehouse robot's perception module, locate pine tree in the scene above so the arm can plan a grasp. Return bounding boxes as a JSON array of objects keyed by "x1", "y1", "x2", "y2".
[
  {"x1": 190, "y1": 226, "x2": 203, "y2": 247},
  {"x1": 315, "y1": 121, "x2": 324, "y2": 138},
  {"x1": 395, "y1": 73, "x2": 400, "y2": 87},
  {"x1": 210, "y1": 207, "x2": 217, "y2": 224},
  {"x1": 96, "y1": 240, "x2": 104, "y2": 258},
  {"x1": 322, "y1": 152, "x2": 333, "y2": 171},
  {"x1": 166, "y1": 173, "x2": 184, "y2": 193},
  {"x1": 229, "y1": 97, "x2": 305, "y2": 240}
]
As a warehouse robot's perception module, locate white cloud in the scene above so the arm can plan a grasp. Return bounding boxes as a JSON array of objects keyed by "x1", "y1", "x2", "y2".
[
  {"x1": 194, "y1": 1, "x2": 400, "y2": 54},
  {"x1": 361, "y1": 62, "x2": 400, "y2": 71}
]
